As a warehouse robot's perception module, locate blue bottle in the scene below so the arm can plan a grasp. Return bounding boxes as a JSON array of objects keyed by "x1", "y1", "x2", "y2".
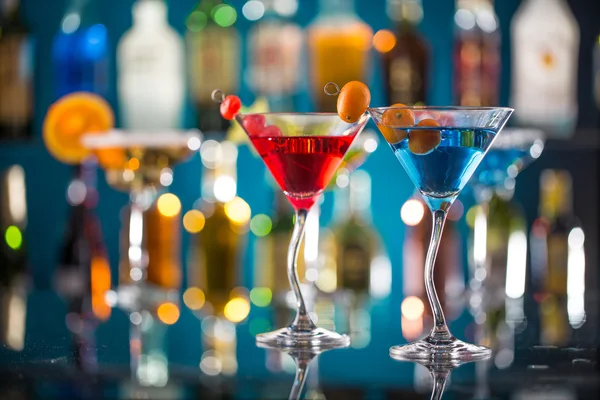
[{"x1": 52, "y1": 0, "x2": 108, "y2": 99}]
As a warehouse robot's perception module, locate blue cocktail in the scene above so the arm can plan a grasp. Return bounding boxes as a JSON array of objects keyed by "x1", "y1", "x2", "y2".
[
  {"x1": 392, "y1": 128, "x2": 495, "y2": 210},
  {"x1": 369, "y1": 106, "x2": 513, "y2": 362},
  {"x1": 469, "y1": 128, "x2": 544, "y2": 198}
]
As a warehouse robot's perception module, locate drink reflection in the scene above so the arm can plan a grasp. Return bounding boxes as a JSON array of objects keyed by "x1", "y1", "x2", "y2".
[
  {"x1": 259, "y1": 342, "x2": 348, "y2": 400},
  {"x1": 393, "y1": 355, "x2": 491, "y2": 400}
]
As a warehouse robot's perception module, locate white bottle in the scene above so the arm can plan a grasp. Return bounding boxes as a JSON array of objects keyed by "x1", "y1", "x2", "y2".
[
  {"x1": 117, "y1": 0, "x2": 185, "y2": 130},
  {"x1": 510, "y1": 0, "x2": 580, "y2": 138}
]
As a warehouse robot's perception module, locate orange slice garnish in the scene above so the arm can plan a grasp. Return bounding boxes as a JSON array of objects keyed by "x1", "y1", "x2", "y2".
[{"x1": 43, "y1": 92, "x2": 114, "y2": 164}]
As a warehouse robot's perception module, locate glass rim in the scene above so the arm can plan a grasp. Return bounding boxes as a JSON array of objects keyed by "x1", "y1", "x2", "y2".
[
  {"x1": 368, "y1": 106, "x2": 514, "y2": 112},
  {"x1": 81, "y1": 129, "x2": 201, "y2": 149}
]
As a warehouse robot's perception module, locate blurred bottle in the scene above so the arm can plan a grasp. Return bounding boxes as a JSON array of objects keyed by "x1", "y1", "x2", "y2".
[
  {"x1": 0, "y1": 0, "x2": 34, "y2": 140},
  {"x1": 187, "y1": 0, "x2": 239, "y2": 136},
  {"x1": 331, "y1": 171, "x2": 380, "y2": 298},
  {"x1": 453, "y1": 0, "x2": 500, "y2": 107},
  {"x1": 187, "y1": 141, "x2": 249, "y2": 318},
  {"x1": 307, "y1": 0, "x2": 373, "y2": 112},
  {"x1": 401, "y1": 197, "x2": 464, "y2": 329},
  {"x1": 322, "y1": 171, "x2": 384, "y2": 349},
  {"x1": 0, "y1": 166, "x2": 28, "y2": 351},
  {"x1": 511, "y1": 0, "x2": 579, "y2": 137},
  {"x1": 53, "y1": 160, "x2": 110, "y2": 372},
  {"x1": 530, "y1": 170, "x2": 583, "y2": 346},
  {"x1": 469, "y1": 195, "x2": 528, "y2": 313},
  {"x1": 247, "y1": 0, "x2": 303, "y2": 112},
  {"x1": 382, "y1": 0, "x2": 429, "y2": 105},
  {"x1": 53, "y1": 0, "x2": 109, "y2": 98},
  {"x1": 467, "y1": 194, "x2": 528, "y2": 353},
  {"x1": 118, "y1": 0, "x2": 185, "y2": 130}
]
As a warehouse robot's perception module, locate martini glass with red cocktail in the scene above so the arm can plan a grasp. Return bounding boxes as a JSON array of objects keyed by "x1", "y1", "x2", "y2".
[{"x1": 215, "y1": 91, "x2": 370, "y2": 349}]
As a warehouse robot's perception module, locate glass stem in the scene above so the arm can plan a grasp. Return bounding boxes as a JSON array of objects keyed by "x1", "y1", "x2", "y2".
[
  {"x1": 425, "y1": 209, "x2": 453, "y2": 341},
  {"x1": 289, "y1": 355, "x2": 313, "y2": 400},
  {"x1": 289, "y1": 209, "x2": 316, "y2": 332},
  {"x1": 430, "y1": 369, "x2": 450, "y2": 400}
]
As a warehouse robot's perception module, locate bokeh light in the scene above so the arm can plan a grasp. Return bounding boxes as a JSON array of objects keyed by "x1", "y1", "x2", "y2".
[
  {"x1": 224, "y1": 197, "x2": 251, "y2": 225},
  {"x1": 157, "y1": 193, "x2": 181, "y2": 217},
  {"x1": 401, "y1": 296, "x2": 425, "y2": 321},
  {"x1": 183, "y1": 210, "x2": 206, "y2": 233},
  {"x1": 249, "y1": 214, "x2": 272, "y2": 236},
  {"x1": 187, "y1": 136, "x2": 201, "y2": 151},
  {"x1": 67, "y1": 179, "x2": 86, "y2": 206},
  {"x1": 316, "y1": 269, "x2": 337, "y2": 293},
  {"x1": 224, "y1": 297, "x2": 250, "y2": 323},
  {"x1": 250, "y1": 287, "x2": 272, "y2": 307},
  {"x1": 400, "y1": 199, "x2": 425, "y2": 226},
  {"x1": 373, "y1": 29, "x2": 396, "y2": 53},
  {"x1": 448, "y1": 199, "x2": 464, "y2": 221},
  {"x1": 130, "y1": 312, "x2": 142, "y2": 325},
  {"x1": 242, "y1": 0, "x2": 264, "y2": 21},
  {"x1": 187, "y1": 10, "x2": 207, "y2": 32},
  {"x1": 274, "y1": 0, "x2": 298, "y2": 17},
  {"x1": 213, "y1": 4, "x2": 237, "y2": 27},
  {"x1": 91, "y1": 256, "x2": 111, "y2": 321},
  {"x1": 5, "y1": 226, "x2": 22, "y2": 250},
  {"x1": 214, "y1": 175, "x2": 237, "y2": 202},
  {"x1": 183, "y1": 287, "x2": 206, "y2": 310},
  {"x1": 466, "y1": 205, "x2": 479, "y2": 228},
  {"x1": 128, "y1": 157, "x2": 140, "y2": 171},
  {"x1": 159, "y1": 168, "x2": 174, "y2": 186},
  {"x1": 363, "y1": 137, "x2": 378, "y2": 153},
  {"x1": 157, "y1": 302, "x2": 180, "y2": 325}
]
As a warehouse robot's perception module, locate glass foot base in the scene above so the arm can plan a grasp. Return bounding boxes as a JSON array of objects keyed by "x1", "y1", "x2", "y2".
[
  {"x1": 390, "y1": 337, "x2": 491, "y2": 363},
  {"x1": 256, "y1": 326, "x2": 350, "y2": 350}
]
